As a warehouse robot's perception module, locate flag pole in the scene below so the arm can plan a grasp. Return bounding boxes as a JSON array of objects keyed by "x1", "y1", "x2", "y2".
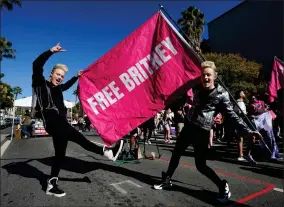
[
  {"x1": 274, "y1": 56, "x2": 284, "y2": 65},
  {"x1": 159, "y1": 4, "x2": 272, "y2": 154}
]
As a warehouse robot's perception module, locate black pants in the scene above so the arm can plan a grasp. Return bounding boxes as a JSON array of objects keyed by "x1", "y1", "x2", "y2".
[
  {"x1": 166, "y1": 123, "x2": 222, "y2": 189},
  {"x1": 84, "y1": 123, "x2": 91, "y2": 132},
  {"x1": 215, "y1": 124, "x2": 224, "y2": 140},
  {"x1": 44, "y1": 113, "x2": 103, "y2": 178}
]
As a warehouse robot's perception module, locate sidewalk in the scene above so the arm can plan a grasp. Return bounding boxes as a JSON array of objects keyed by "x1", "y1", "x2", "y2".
[{"x1": 1, "y1": 134, "x2": 11, "y2": 157}]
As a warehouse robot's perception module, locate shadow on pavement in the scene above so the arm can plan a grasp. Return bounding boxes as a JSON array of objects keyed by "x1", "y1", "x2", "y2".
[
  {"x1": 2, "y1": 156, "x2": 250, "y2": 206},
  {"x1": 2, "y1": 159, "x2": 92, "y2": 192},
  {"x1": 239, "y1": 164, "x2": 284, "y2": 179},
  {"x1": 164, "y1": 186, "x2": 253, "y2": 207},
  {"x1": 163, "y1": 144, "x2": 283, "y2": 179}
]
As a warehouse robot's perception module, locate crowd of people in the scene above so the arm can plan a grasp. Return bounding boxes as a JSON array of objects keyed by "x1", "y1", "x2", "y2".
[
  {"x1": 132, "y1": 89, "x2": 283, "y2": 164},
  {"x1": 71, "y1": 115, "x2": 91, "y2": 132}
]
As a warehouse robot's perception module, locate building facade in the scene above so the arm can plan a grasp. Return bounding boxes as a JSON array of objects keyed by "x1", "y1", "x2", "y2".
[{"x1": 208, "y1": 0, "x2": 283, "y2": 79}]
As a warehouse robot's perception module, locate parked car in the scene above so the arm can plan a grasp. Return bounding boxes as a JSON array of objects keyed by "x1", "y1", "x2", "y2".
[
  {"x1": 0, "y1": 116, "x2": 6, "y2": 129},
  {"x1": 5, "y1": 118, "x2": 12, "y2": 126}
]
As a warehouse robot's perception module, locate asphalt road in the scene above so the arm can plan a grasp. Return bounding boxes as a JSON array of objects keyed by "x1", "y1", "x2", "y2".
[
  {"x1": 1, "y1": 130, "x2": 283, "y2": 207},
  {"x1": 0, "y1": 126, "x2": 12, "y2": 135}
]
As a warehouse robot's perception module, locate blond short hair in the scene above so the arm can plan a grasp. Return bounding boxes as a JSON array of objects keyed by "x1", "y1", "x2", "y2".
[
  {"x1": 201, "y1": 61, "x2": 217, "y2": 71},
  {"x1": 52, "y1": 64, "x2": 68, "y2": 73}
]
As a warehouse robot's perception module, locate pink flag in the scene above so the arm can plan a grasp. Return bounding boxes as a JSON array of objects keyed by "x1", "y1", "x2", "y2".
[
  {"x1": 78, "y1": 11, "x2": 202, "y2": 146},
  {"x1": 267, "y1": 57, "x2": 284, "y2": 103}
]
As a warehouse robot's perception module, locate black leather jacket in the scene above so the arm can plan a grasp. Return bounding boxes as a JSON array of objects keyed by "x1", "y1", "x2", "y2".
[{"x1": 186, "y1": 84, "x2": 251, "y2": 135}]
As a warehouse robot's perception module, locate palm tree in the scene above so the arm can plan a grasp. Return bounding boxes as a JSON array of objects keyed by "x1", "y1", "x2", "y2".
[
  {"x1": 0, "y1": 1, "x2": 22, "y2": 61},
  {"x1": 73, "y1": 89, "x2": 84, "y2": 116},
  {"x1": 177, "y1": 6, "x2": 205, "y2": 48},
  {"x1": 73, "y1": 89, "x2": 78, "y2": 104},
  {"x1": 0, "y1": 0, "x2": 22, "y2": 11},
  {"x1": 0, "y1": 37, "x2": 16, "y2": 61},
  {"x1": 73, "y1": 89, "x2": 81, "y2": 115},
  {"x1": 12, "y1": 86, "x2": 22, "y2": 100}
]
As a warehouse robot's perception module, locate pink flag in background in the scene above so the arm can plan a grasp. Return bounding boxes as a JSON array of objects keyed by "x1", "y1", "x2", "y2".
[
  {"x1": 78, "y1": 11, "x2": 202, "y2": 146},
  {"x1": 267, "y1": 57, "x2": 284, "y2": 103}
]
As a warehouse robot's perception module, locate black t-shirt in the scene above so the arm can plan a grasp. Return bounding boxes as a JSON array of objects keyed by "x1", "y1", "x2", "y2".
[{"x1": 175, "y1": 112, "x2": 184, "y2": 123}]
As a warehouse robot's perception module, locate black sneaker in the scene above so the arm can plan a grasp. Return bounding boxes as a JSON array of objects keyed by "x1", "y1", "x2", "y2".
[
  {"x1": 217, "y1": 180, "x2": 231, "y2": 203},
  {"x1": 153, "y1": 171, "x2": 172, "y2": 190},
  {"x1": 46, "y1": 177, "x2": 66, "y2": 197}
]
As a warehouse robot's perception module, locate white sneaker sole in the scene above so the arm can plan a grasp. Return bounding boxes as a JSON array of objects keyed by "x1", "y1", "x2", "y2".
[
  {"x1": 46, "y1": 191, "x2": 66, "y2": 197},
  {"x1": 153, "y1": 185, "x2": 163, "y2": 190},
  {"x1": 153, "y1": 183, "x2": 172, "y2": 190}
]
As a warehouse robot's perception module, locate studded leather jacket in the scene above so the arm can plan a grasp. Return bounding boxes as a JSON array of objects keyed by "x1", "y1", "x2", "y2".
[{"x1": 186, "y1": 84, "x2": 251, "y2": 135}]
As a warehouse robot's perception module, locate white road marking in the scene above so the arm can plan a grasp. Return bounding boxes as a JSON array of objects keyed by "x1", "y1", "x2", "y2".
[
  {"x1": 273, "y1": 188, "x2": 284, "y2": 192},
  {"x1": 1, "y1": 140, "x2": 11, "y2": 157},
  {"x1": 110, "y1": 184, "x2": 128, "y2": 194},
  {"x1": 110, "y1": 180, "x2": 142, "y2": 194}
]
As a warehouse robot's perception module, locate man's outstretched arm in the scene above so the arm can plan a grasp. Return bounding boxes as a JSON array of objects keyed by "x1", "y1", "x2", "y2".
[
  {"x1": 32, "y1": 43, "x2": 66, "y2": 85},
  {"x1": 60, "y1": 70, "x2": 83, "y2": 92},
  {"x1": 32, "y1": 50, "x2": 53, "y2": 85}
]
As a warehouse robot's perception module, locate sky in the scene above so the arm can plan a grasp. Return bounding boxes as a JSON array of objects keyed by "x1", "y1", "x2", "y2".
[{"x1": 1, "y1": 0, "x2": 242, "y2": 102}]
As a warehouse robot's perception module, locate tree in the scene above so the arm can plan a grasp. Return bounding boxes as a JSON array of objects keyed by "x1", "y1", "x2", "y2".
[
  {"x1": 72, "y1": 89, "x2": 84, "y2": 116},
  {"x1": 0, "y1": 37, "x2": 16, "y2": 60},
  {"x1": 0, "y1": 0, "x2": 22, "y2": 61},
  {"x1": 73, "y1": 89, "x2": 78, "y2": 104},
  {"x1": 177, "y1": 6, "x2": 205, "y2": 48},
  {"x1": 203, "y1": 53, "x2": 264, "y2": 99},
  {"x1": 12, "y1": 86, "x2": 22, "y2": 100},
  {"x1": 0, "y1": 82, "x2": 13, "y2": 108},
  {"x1": 0, "y1": 0, "x2": 22, "y2": 109},
  {"x1": 0, "y1": 0, "x2": 22, "y2": 11}
]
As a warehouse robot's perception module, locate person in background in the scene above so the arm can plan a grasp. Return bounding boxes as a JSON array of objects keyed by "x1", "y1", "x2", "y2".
[
  {"x1": 77, "y1": 116, "x2": 84, "y2": 132},
  {"x1": 233, "y1": 91, "x2": 256, "y2": 163},
  {"x1": 248, "y1": 95, "x2": 267, "y2": 117},
  {"x1": 21, "y1": 110, "x2": 32, "y2": 138},
  {"x1": 174, "y1": 106, "x2": 185, "y2": 137},
  {"x1": 248, "y1": 94, "x2": 282, "y2": 161},
  {"x1": 141, "y1": 117, "x2": 155, "y2": 145},
  {"x1": 269, "y1": 88, "x2": 283, "y2": 141},
  {"x1": 163, "y1": 108, "x2": 173, "y2": 143},
  {"x1": 214, "y1": 113, "x2": 224, "y2": 142},
  {"x1": 83, "y1": 115, "x2": 91, "y2": 132}
]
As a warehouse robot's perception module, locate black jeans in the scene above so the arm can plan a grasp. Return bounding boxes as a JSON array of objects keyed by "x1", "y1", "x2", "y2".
[
  {"x1": 215, "y1": 124, "x2": 224, "y2": 140},
  {"x1": 166, "y1": 123, "x2": 223, "y2": 189},
  {"x1": 44, "y1": 113, "x2": 103, "y2": 178}
]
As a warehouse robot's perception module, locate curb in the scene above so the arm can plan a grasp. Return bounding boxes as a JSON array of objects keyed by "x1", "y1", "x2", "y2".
[{"x1": 1, "y1": 134, "x2": 12, "y2": 157}]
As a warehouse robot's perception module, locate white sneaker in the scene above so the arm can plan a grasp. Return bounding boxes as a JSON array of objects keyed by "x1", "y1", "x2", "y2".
[
  {"x1": 217, "y1": 180, "x2": 231, "y2": 203},
  {"x1": 103, "y1": 147, "x2": 114, "y2": 160},
  {"x1": 103, "y1": 140, "x2": 123, "y2": 161},
  {"x1": 237, "y1": 157, "x2": 246, "y2": 161}
]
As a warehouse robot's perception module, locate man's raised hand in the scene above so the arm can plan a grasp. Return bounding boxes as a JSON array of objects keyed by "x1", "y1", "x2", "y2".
[
  {"x1": 50, "y1": 42, "x2": 66, "y2": 53},
  {"x1": 76, "y1": 70, "x2": 83, "y2": 77}
]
